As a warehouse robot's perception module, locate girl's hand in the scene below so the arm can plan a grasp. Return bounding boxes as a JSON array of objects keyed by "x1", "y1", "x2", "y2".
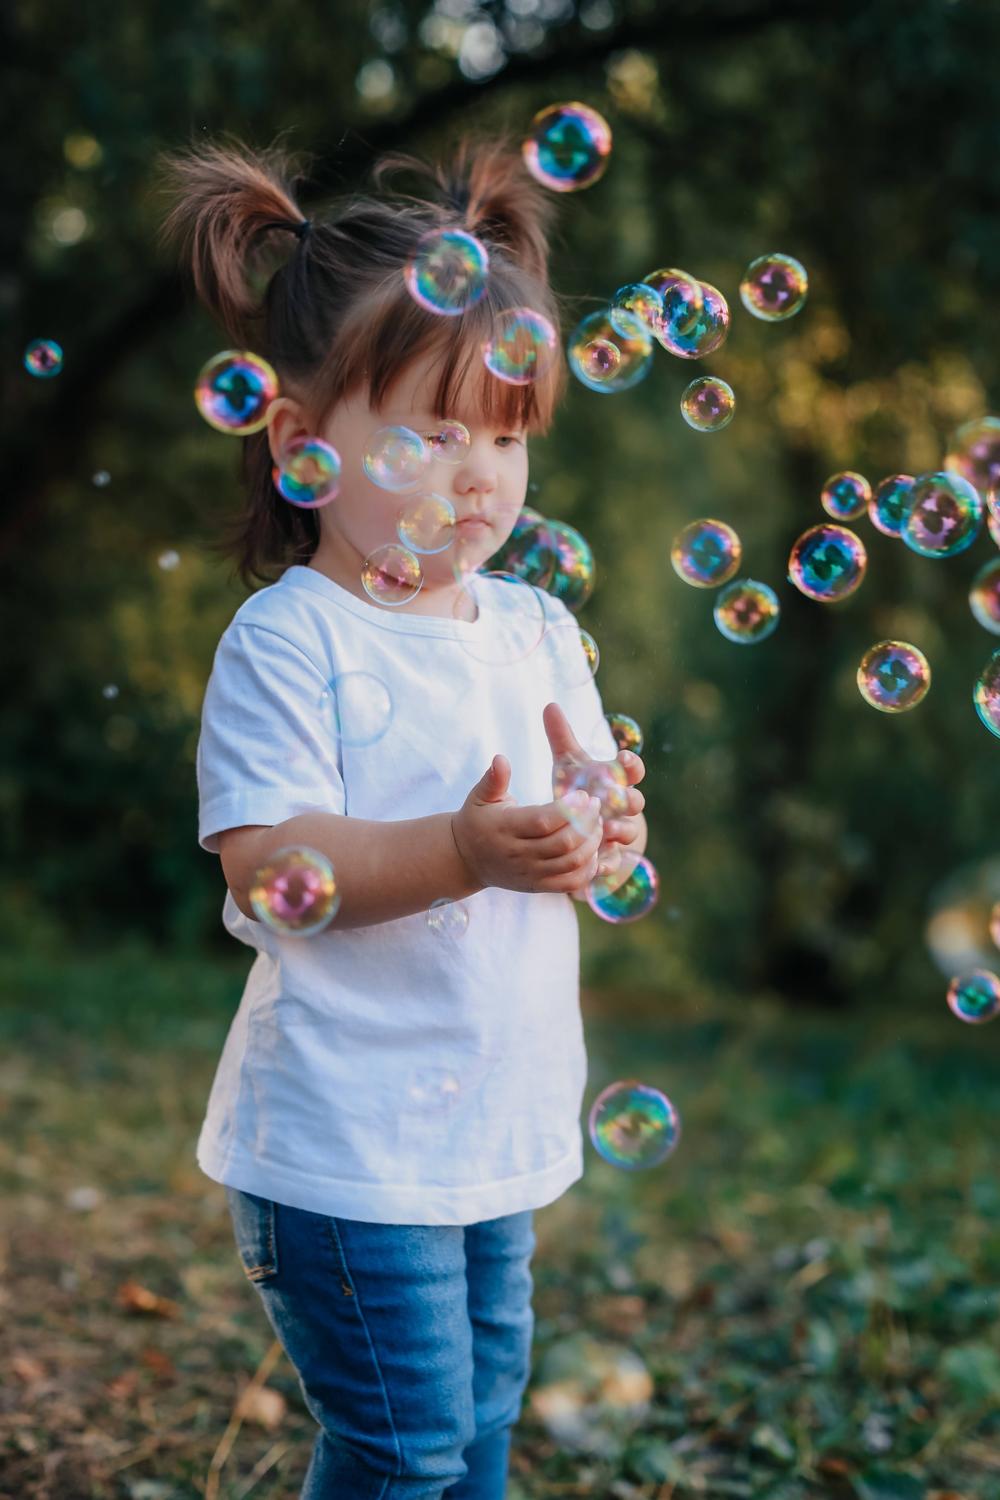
[{"x1": 451, "y1": 755, "x2": 604, "y2": 895}]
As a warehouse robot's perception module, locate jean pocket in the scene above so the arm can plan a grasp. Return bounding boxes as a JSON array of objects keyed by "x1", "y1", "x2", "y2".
[{"x1": 225, "y1": 1186, "x2": 279, "y2": 1283}]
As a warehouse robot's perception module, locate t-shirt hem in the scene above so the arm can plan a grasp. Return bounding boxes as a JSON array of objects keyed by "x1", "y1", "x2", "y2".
[{"x1": 197, "y1": 1136, "x2": 585, "y2": 1227}]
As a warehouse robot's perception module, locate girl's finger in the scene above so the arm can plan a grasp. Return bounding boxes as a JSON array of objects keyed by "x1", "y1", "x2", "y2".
[
  {"x1": 618, "y1": 750, "x2": 645, "y2": 786},
  {"x1": 626, "y1": 787, "x2": 645, "y2": 815},
  {"x1": 536, "y1": 824, "x2": 603, "y2": 875}
]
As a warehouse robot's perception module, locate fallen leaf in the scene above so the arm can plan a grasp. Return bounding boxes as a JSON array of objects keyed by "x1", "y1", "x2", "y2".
[{"x1": 117, "y1": 1281, "x2": 180, "y2": 1319}]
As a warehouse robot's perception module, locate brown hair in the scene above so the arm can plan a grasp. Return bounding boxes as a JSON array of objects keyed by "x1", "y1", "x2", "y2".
[{"x1": 154, "y1": 131, "x2": 567, "y2": 588}]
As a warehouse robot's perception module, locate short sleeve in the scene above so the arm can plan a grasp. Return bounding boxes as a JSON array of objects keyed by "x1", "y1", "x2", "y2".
[
  {"x1": 538, "y1": 597, "x2": 619, "y2": 762},
  {"x1": 197, "y1": 623, "x2": 346, "y2": 854}
]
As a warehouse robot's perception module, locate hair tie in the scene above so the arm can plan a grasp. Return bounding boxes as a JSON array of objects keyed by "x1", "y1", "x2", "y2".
[{"x1": 294, "y1": 218, "x2": 312, "y2": 241}]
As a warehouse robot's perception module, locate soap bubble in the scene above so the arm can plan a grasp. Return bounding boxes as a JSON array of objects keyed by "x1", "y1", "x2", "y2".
[
  {"x1": 974, "y1": 648, "x2": 1000, "y2": 738},
  {"x1": 857, "y1": 640, "x2": 931, "y2": 713},
  {"x1": 361, "y1": 543, "x2": 423, "y2": 606},
  {"x1": 546, "y1": 520, "x2": 595, "y2": 612},
  {"x1": 568, "y1": 309, "x2": 653, "y2": 395},
  {"x1": 553, "y1": 756, "x2": 628, "y2": 831},
  {"x1": 424, "y1": 419, "x2": 471, "y2": 464},
  {"x1": 485, "y1": 506, "x2": 557, "y2": 588},
  {"x1": 671, "y1": 518, "x2": 742, "y2": 588},
  {"x1": 658, "y1": 281, "x2": 730, "y2": 359},
  {"x1": 947, "y1": 970, "x2": 1000, "y2": 1025},
  {"x1": 427, "y1": 898, "x2": 470, "y2": 938},
  {"x1": 788, "y1": 524, "x2": 867, "y2": 602},
  {"x1": 522, "y1": 101, "x2": 612, "y2": 192},
  {"x1": 588, "y1": 1078, "x2": 679, "y2": 1167},
  {"x1": 195, "y1": 350, "x2": 278, "y2": 435},
  {"x1": 869, "y1": 474, "x2": 915, "y2": 537},
  {"x1": 610, "y1": 283, "x2": 664, "y2": 339},
  {"x1": 273, "y1": 435, "x2": 342, "y2": 508},
  {"x1": 945, "y1": 415, "x2": 1000, "y2": 497},
  {"x1": 970, "y1": 559, "x2": 1000, "y2": 635},
  {"x1": 403, "y1": 228, "x2": 489, "y2": 316},
  {"x1": 451, "y1": 570, "x2": 547, "y2": 665},
  {"x1": 318, "y1": 671, "x2": 394, "y2": 748},
  {"x1": 483, "y1": 307, "x2": 559, "y2": 386},
  {"x1": 680, "y1": 376, "x2": 735, "y2": 432},
  {"x1": 901, "y1": 471, "x2": 983, "y2": 559},
  {"x1": 642, "y1": 267, "x2": 703, "y2": 336},
  {"x1": 606, "y1": 713, "x2": 643, "y2": 754},
  {"x1": 739, "y1": 253, "x2": 808, "y2": 322},
  {"x1": 397, "y1": 493, "x2": 456, "y2": 553},
  {"x1": 587, "y1": 852, "x2": 660, "y2": 926},
  {"x1": 713, "y1": 578, "x2": 781, "y2": 643},
  {"x1": 249, "y1": 846, "x2": 340, "y2": 937},
  {"x1": 579, "y1": 337, "x2": 622, "y2": 383},
  {"x1": 821, "y1": 470, "x2": 871, "y2": 521},
  {"x1": 24, "y1": 338, "x2": 63, "y2": 377},
  {"x1": 544, "y1": 619, "x2": 600, "y2": 686},
  {"x1": 363, "y1": 425, "x2": 431, "y2": 492}
]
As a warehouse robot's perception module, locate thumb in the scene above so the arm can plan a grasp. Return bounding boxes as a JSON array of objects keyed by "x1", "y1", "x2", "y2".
[
  {"x1": 471, "y1": 753, "x2": 512, "y2": 804},
  {"x1": 543, "y1": 701, "x2": 586, "y2": 764}
]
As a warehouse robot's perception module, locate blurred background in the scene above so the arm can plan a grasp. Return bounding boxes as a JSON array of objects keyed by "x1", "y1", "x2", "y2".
[{"x1": 3, "y1": 2, "x2": 1000, "y2": 1497}]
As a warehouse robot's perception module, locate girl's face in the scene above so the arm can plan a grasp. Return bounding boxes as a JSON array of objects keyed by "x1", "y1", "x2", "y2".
[{"x1": 268, "y1": 346, "x2": 530, "y2": 605}]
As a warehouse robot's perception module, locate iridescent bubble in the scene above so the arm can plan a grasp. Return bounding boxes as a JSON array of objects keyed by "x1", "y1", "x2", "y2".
[
  {"x1": 522, "y1": 101, "x2": 612, "y2": 193},
  {"x1": 658, "y1": 282, "x2": 730, "y2": 359},
  {"x1": 642, "y1": 268, "x2": 703, "y2": 336},
  {"x1": 610, "y1": 283, "x2": 664, "y2": 339},
  {"x1": 427, "y1": 898, "x2": 470, "y2": 938},
  {"x1": 945, "y1": 415, "x2": 1000, "y2": 497},
  {"x1": 318, "y1": 671, "x2": 394, "y2": 748},
  {"x1": 194, "y1": 350, "x2": 279, "y2": 435},
  {"x1": 671, "y1": 518, "x2": 742, "y2": 588},
  {"x1": 553, "y1": 755, "x2": 629, "y2": 830},
  {"x1": 568, "y1": 309, "x2": 654, "y2": 395},
  {"x1": 739, "y1": 253, "x2": 808, "y2": 322},
  {"x1": 580, "y1": 337, "x2": 622, "y2": 383},
  {"x1": 713, "y1": 578, "x2": 781, "y2": 643},
  {"x1": 424, "y1": 420, "x2": 471, "y2": 464},
  {"x1": 483, "y1": 307, "x2": 559, "y2": 386},
  {"x1": 546, "y1": 520, "x2": 595, "y2": 612},
  {"x1": 946, "y1": 970, "x2": 1000, "y2": 1025},
  {"x1": 397, "y1": 493, "x2": 456, "y2": 554},
  {"x1": 974, "y1": 648, "x2": 1000, "y2": 738},
  {"x1": 821, "y1": 470, "x2": 871, "y2": 522},
  {"x1": 403, "y1": 228, "x2": 489, "y2": 316},
  {"x1": 24, "y1": 338, "x2": 63, "y2": 377},
  {"x1": 363, "y1": 425, "x2": 431, "y2": 492},
  {"x1": 869, "y1": 474, "x2": 915, "y2": 538},
  {"x1": 588, "y1": 1078, "x2": 679, "y2": 1168},
  {"x1": 361, "y1": 543, "x2": 423, "y2": 607},
  {"x1": 544, "y1": 619, "x2": 600, "y2": 686},
  {"x1": 451, "y1": 570, "x2": 548, "y2": 665},
  {"x1": 970, "y1": 558, "x2": 1000, "y2": 635},
  {"x1": 788, "y1": 524, "x2": 867, "y2": 602},
  {"x1": 606, "y1": 713, "x2": 643, "y2": 754},
  {"x1": 273, "y1": 435, "x2": 342, "y2": 508},
  {"x1": 486, "y1": 506, "x2": 557, "y2": 589},
  {"x1": 857, "y1": 640, "x2": 931, "y2": 713},
  {"x1": 587, "y1": 852, "x2": 660, "y2": 926},
  {"x1": 249, "y1": 846, "x2": 340, "y2": 937},
  {"x1": 680, "y1": 377, "x2": 735, "y2": 433},
  {"x1": 901, "y1": 471, "x2": 983, "y2": 559}
]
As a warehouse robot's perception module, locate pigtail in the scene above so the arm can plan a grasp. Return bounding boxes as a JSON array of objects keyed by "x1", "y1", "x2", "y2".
[{"x1": 154, "y1": 134, "x2": 311, "y2": 343}]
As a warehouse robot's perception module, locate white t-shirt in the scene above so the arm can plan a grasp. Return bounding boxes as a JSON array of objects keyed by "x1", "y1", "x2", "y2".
[{"x1": 196, "y1": 563, "x2": 617, "y2": 1226}]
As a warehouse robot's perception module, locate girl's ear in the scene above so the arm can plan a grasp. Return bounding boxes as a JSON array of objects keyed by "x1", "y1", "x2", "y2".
[{"x1": 264, "y1": 396, "x2": 310, "y2": 466}]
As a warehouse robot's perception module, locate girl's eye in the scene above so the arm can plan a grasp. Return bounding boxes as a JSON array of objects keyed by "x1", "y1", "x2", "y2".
[{"x1": 496, "y1": 435, "x2": 524, "y2": 447}]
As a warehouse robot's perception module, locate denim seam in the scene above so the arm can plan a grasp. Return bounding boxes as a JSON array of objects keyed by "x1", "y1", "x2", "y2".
[{"x1": 325, "y1": 1218, "x2": 401, "y2": 1491}]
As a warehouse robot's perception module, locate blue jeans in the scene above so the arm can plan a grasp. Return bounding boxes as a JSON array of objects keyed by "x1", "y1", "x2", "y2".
[{"x1": 225, "y1": 1187, "x2": 536, "y2": 1499}]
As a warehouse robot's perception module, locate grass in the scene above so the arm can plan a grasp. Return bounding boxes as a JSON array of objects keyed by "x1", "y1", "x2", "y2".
[{"x1": 1, "y1": 942, "x2": 999, "y2": 1499}]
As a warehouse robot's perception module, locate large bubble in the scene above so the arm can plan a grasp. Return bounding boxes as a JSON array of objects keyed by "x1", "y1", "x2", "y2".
[
  {"x1": 195, "y1": 350, "x2": 278, "y2": 435},
  {"x1": 568, "y1": 309, "x2": 654, "y2": 394},
  {"x1": 739, "y1": 253, "x2": 808, "y2": 322},
  {"x1": 869, "y1": 473, "x2": 915, "y2": 537},
  {"x1": 546, "y1": 520, "x2": 595, "y2": 612},
  {"x1": 588, "y1": 1078, "x2": 680, "y2": 1168},
  {"x1": 713, "y1": 578, "x2": 781, "y2": 643},
  {"x1": 318, "y1": 672, "x2": 394, "y2": 748},
  {"x1": 671, "y1": 518, "x2": 742, "y2": 588},
  {"x1": 483, "y1": 308, "x2": 559, "y2": 386},
  {"x1": 945, "y1": 415, "x2": 1000, "y2": 497},
  {"x1": 403, "y1": 228, "x2": 489, "y2": 316},
  {"x1": 901, "y1": 471, "x2": 983, "y2": 559},
  {"x1": 522, "y1": 101, "x2": 612, "y2": 192},
  {"x1": 657, "y1": 281, "x2": 730, "y2": 359},
  {"x1": 485, "y1": 506, "x2": 557, "y2": 588},
  {"x1": 788, "y1": 524, "x2": 867, "y2": 602},
  {"x1": 249, "y1": 846, "x2": 340, "y2": 937},
  {"x1": 857, "y1": 640, "x2": 931, "y2": 713}
]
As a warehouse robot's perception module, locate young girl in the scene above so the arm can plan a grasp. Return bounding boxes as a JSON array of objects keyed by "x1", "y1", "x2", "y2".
[{"x1": 158, "y1": 133, "x2": 647, "y2": 1499}]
